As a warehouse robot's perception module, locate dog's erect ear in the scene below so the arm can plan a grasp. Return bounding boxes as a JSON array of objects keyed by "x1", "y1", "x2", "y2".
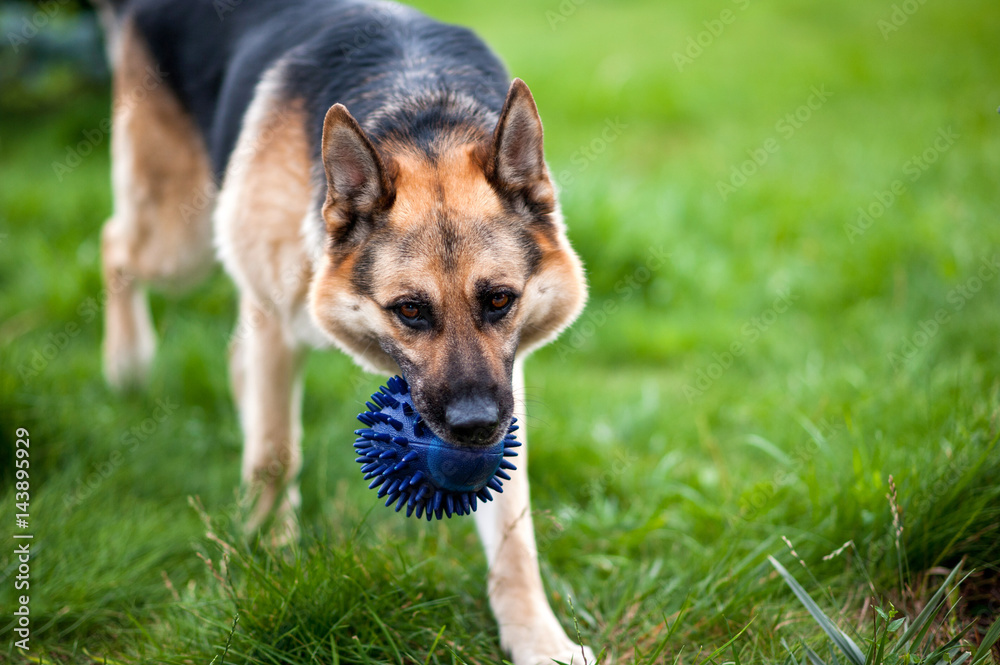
[
  {"x1": 486, "y1": 78, "x2": 556, "y2": 212},
  {"x1": 321, "y1": 104, "x2": 394, "y2": 242}
]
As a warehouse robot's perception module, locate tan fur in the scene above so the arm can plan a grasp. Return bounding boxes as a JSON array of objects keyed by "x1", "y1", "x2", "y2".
[
  {"x1": 214, "y1": 83, "x2": 315, "y2": 335},
  {"x1": 388, "y1": 143, "x2": 504, "y2": 224},
  {"x1": 214, "y1": 70, "x2": 318, "y2": 537},
  {"x1": 234, "y1": 296, "x2": 305, "y2": 540},
  {"x1": 101, "y1": 20, "x2": 216, "y2": 387},
  {"x1": 308, "y1": 252, "x2": 397, "y2": 373},
  {"x1": 476, "y1": 360, "x2": 596, "y2": 665},
  {"x1": 518, "y1": 217, "x2": 588, "y2": 354}
]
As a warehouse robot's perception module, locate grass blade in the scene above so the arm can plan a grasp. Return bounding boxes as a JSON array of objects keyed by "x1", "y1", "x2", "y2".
[
  {"x1": 768, "y1": 556, "x2": 865, "y2": 665},
  {"x1": 971, "y1": 614, "x2": 1000, "y2": 665},
  {"x1": 890, "y1": 563, "x2": 963, "y2": 655},
  {"x1": 366, "y1": 606, "x2": 402, "y2": 664},
  {"x1": 780, "y1": 637, "x2": 801, "y2": 665},
  {"x1": 920, "y1": 620, "x2": 974, "y2": 665},
  {"x1": 696, "y1": 616, "x2": 756, "y2": 665},
  {"x1": 726, "y1": 616, "x2": 744, "y2": 665},
  {"x1": 642, "y1": 614, "x2": 676, "y2": 665},
  {"x1": 802, "y1": 643, "x2": 827, "y2": 665},
  {"x1": 424, "y1": 625, "x2": 447, "y2": 665}
]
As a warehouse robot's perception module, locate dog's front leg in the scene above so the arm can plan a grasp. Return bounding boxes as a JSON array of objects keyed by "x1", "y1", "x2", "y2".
[
  {"x1": 234, "y1": 296, "x2": 305, "y2": 543},
  {"x1": 475, "y1": 359, "x2": 595, "y2": 665}
]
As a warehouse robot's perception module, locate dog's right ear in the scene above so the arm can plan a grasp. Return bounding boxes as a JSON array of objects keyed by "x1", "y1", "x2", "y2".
[
  {"x1": 321, "y1": 104, "x2": 395, "y2": 243},
  {"x1": 485, "y1": 79, "x2": 556, "y2": 215}
]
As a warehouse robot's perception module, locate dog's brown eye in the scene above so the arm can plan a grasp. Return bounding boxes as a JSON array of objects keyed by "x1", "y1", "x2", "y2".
[
  {"x1": 483, "y1": 291, "x2": 515, "y2": 324},
  {"x1": 394, "y1": 301, "x2": 432, "y2": 330}
]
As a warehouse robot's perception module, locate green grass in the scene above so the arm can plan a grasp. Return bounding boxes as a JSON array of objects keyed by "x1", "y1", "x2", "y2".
[{"x1": 2, "y1": 0, "x2": 1000, "y2": 662}]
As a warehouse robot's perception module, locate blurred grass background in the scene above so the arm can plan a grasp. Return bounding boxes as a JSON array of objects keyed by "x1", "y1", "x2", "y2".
[{"x1": 1, "y1": 0, "x2": 999, "y2": 662}]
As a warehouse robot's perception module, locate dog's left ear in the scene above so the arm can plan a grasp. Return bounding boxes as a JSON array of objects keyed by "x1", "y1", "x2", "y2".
[{"x1": 486, "y1": 79, "x2": 556, "y2": 213}]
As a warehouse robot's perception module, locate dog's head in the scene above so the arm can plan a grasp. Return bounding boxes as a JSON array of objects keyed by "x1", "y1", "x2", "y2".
[{"x1": 310, "y1": 79, "x2": 586, "y2": 448}]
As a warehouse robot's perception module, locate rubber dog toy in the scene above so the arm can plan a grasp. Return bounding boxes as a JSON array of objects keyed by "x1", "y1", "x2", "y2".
[{"x1": 354, "y1": 376, "x2": 519, "y2": 520}]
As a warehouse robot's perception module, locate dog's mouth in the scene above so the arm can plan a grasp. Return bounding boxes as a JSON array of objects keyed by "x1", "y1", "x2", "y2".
[
  {"x1": 410, "y1": 413, "x2": 506, "y2": 450},
  {"x1": 433, "y1": 422, "x2": 506, "y2": 449}
]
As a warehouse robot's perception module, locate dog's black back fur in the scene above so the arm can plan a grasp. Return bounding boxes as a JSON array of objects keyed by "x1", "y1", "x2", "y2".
[{"x1": 121, "y1": 0, "x2": 511, "y2": 178}]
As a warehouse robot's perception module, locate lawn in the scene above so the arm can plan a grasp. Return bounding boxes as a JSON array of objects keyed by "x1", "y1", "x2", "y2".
[{"x1": 1, "y1": 0, "x2": 999, "y2": 663}]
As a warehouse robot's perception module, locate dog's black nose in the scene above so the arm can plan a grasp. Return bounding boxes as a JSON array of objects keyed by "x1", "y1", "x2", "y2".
[{"x1": 445, "y1": 395, "x2": 499, "y2": 445}]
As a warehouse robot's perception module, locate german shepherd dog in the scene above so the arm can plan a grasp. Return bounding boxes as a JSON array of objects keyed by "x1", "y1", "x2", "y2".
[{"x1": 94, "y1": 0, "x2": 590, "y2": 661}]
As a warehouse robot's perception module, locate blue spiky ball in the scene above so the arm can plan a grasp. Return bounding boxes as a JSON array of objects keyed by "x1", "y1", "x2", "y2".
[{"x1": 354, "y1": 375, "x2": 520, "y2": 520}]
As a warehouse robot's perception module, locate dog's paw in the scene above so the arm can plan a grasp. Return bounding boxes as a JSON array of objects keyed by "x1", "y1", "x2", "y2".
[
  {"x1": 546, "y1": 643, "x2": 597, "y2": 665},
  {"x1": 103, "y1": 292, "x2": 157, "y2": 390},
  {"x1": 103, "y1": 332, "x2": 156, "y2": 390},
  {"x1": 506, "y1": 629, "x2": 598, "y2": 665},
  {"x1": 515, "y1": 643, "x2": 597, "y2": 665},
  {"x1": 265, "y1": 515, "x2": 300, "y2": 551},
  {"x1": 243, "y1": 484, "x2": 301, "y2": 549}
]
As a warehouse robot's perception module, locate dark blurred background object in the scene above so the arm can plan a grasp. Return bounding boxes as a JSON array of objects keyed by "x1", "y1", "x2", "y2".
[{"x1": 0, "y1": 0, "x2": 108, "y2": 111}]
